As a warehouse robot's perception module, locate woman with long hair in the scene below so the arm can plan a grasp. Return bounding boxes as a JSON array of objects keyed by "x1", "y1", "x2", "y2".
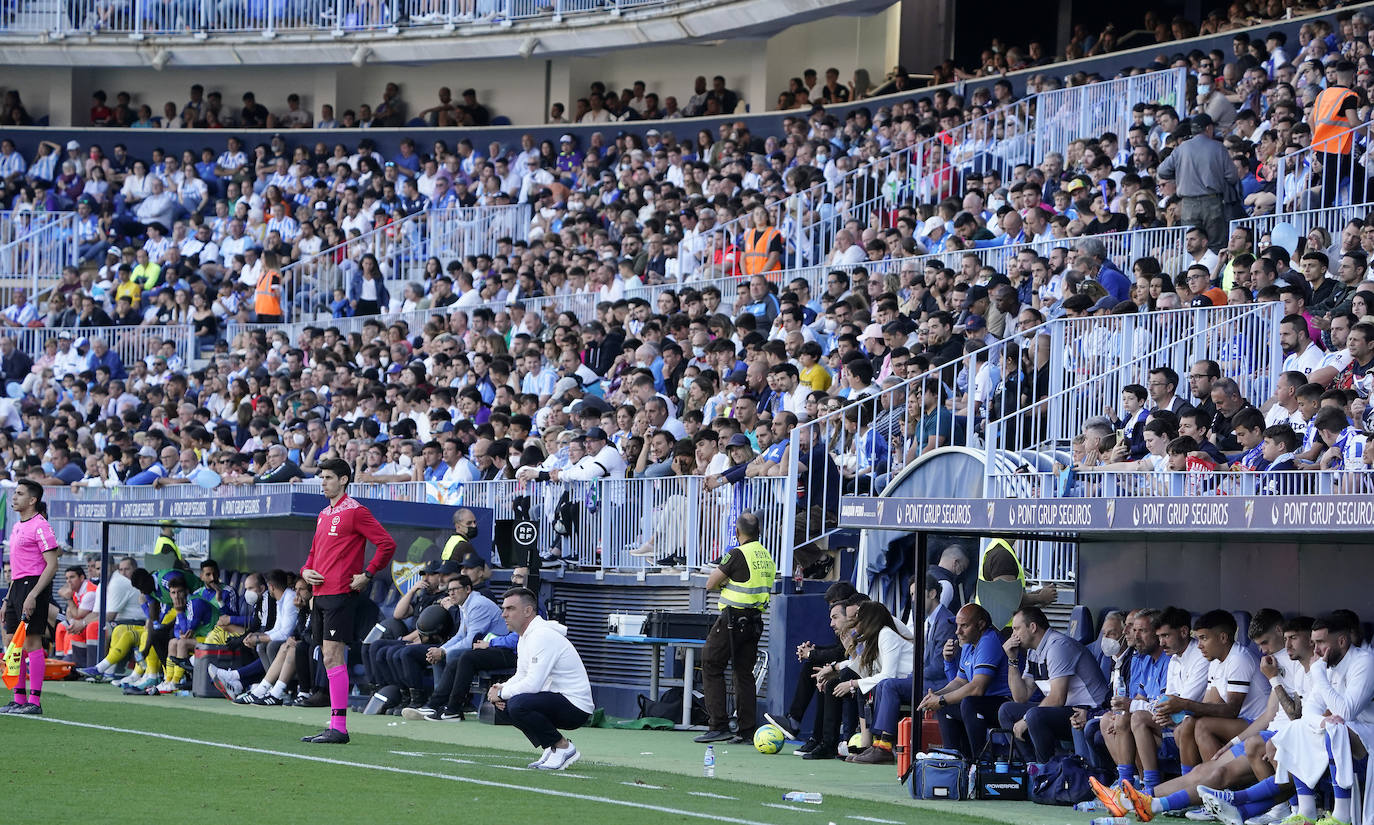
[
  {"x1": 2, "y1": 479, "x2": 59, "y2": 714},
  {"x1": 835, "y1": 600, "x2": 914, "y2": 764}
]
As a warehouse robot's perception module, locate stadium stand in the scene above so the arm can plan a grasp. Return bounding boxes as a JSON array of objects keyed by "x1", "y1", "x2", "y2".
[{"x1": 7, "y1": 3, "x2": 1374, "y2": 811}]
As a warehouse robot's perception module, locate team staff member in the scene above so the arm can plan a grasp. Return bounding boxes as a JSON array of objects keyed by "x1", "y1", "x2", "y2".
[
  {"x1": 695, "y1": 512, "x2": 776, "y2": 744},
  {"x1": 1, "y1": 480, "x2": 59, "y2": 715},
  {"x1": 300, "y1": 458, "x2": 396, "y2": 744},
  {"x1": 489, "y1": 587, "x2": 593, "y2": 770}
]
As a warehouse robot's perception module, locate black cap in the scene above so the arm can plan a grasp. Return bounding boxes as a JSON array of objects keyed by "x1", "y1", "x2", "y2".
[
  {"x1": 725, "y1": 433, "x2": 752, "y2": 449},
  {"x1": 584, "y1": 426, "x2": 609, "y2": 442},
  {"x1": 458, "y1": 554, "x2": 487, "y2": 569}
]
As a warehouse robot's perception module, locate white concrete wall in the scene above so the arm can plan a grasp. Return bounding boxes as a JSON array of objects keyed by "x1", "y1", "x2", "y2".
[{"x1": 35, "y1": 8, "x2": 901, "y2": 126}]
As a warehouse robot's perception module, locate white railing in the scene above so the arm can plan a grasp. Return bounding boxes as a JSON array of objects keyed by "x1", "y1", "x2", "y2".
[
  {"x1": 988, "y1": 468, "x2": 1370, "y2": 499},
  {"x1": 1034, "y1": 69, "x2": 1186, "y2": 165},
  {"x1": 0, "y1": 211, "x2": 77, "y2": 307},
  {"x1": 19, "y1": 0, "x2": 673, "y2": 37},
  {"x1": 900, "y1": 224, "x2": 1190, "y2": 278},
  {"x1": 987, "y1": 302, "x2": 1284, "y2": 458},
  {"x1": 694, "y1": 68, "x2": 1187, "y2": 281},
  {"x1": 1274, "y1": 119, "x2": 1374, "y2": 214},
  {"x1": 426, "y1": 203, "x2": 529, "y2": 264},
  {"x1": 11, "y1": 324, "x2": 193, "y2": 374},
  {"x1": 46, "y1": 475, "x2": 794, "y2": 574},
  {"x1": 1230, "y1": 203, "x2": 1369, "y2": 250}
]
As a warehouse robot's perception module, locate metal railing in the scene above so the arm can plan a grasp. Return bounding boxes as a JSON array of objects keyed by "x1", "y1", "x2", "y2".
[
  {"x1": 1034, "y1": 69, "x2": 1186, "y2": 165},
  {"x1": 694, "y1": 68, "x2": 1186, "y2": 281},
  {"x1": 46, "y1": 474, "x2": 795, "y2": 574},
  {"x1": 986, "y1": 302, "x2": 1284, "y2": 458},
  {"x1": 988, "y1": 468, "x2": 1371, "y2": 500},
  {"x1": 425, "y1": 203, "x2": 528, "y2": 263},
  {"x1": 1274, "y1": 119, "x2": 1374, "y2": 214},
  {"x1": 1230, "y1": 203, "x2": 1370, "y2": 251},
  {"x1": 11, "y1": 324, "x2": 193, "y2": 376},
  {"x1": 12, "y1": 0, "x2": 673, "y2": 37},
  {"x1": 0, "y1": 211, "x2": 77, "y2": 307}
]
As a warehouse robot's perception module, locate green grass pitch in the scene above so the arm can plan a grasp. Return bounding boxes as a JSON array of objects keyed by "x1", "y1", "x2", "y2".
[{"x1": 0, "y1": 682, "x2": 1025, "y2": 825}]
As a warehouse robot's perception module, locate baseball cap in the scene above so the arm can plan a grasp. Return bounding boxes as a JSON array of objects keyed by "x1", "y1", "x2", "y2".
[
  {"x1": 920, "y1": 215, "x2": 944, "y2": 237},
  {"x1": 965, "y1": 285, "x2": 990, "y2": 304},
  {"x1": 964, "y1": 314, "x2": 987, "y2": 332},
  {"x1": 725, "y1": 433, "x2": 752, "y2": 449},
  {"x1": 58, "y1": 330, "x2": 73, "y2": 339},
  {"x1": 138, "y1": 445, "x2": 157, "y2": 458},
  {"x1": 551, "y1": 376, "x2": 580, "y2": 401},
  {"x1": 313, "y1": 201, "x2": 329, "y2": 211},
  {"x1": 862, "y1": 323, "x2": 884, "y2": 340},
  {"x1": 458, "y1": 554, "x2": 486, "y2": 569},
  {"x1": 725, "y1": 367, "x2": 749, "y2": 385},
  {"x1": 1064, "y1": 178, "x2": 1087, "y2": 193},
  {"x1": 1190, "y1": 294, "x2": 1215, "y2": 308},
  {"x1": 584, "y1": 426, "x2": 609, "y2": 442},
  {"x1": 1091, "y1": 295, "x2": 1118, "y2": 312},
  {"x1": 66, "y1": 139, "x2": 80, "y2": 150},
  {"x1": 559, "y1": 134, "x2": 573, "y2": 143}
]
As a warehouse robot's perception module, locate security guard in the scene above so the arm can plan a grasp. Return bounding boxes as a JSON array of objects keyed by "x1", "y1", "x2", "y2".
[
  {"x1": 739, "y1": 205, "x2": 783, "y2": 276},
  {"x1": 440, "y1": 508, "x2": 479, "y2": 561},
  {"x1": 972, "y1": 538, "x2": 1057, "y2": 628},
  {"x1": 254, "y1": 252, "x2": 284, "y2": 323},
  {"x1": 147, "y1": 526, "x2": 189, "y2": 572},
  {"x1": 696, "y1": 512, "x2": 776, "y2": 744},
  {"x1": 1310, "y1": 69, "x2": 1362, "y2": 208}
]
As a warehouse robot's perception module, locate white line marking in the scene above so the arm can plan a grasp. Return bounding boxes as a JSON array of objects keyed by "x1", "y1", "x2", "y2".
[
  {"x1": 390, "y1": 750, "x2": 529, "y2": 761},
  {"x1": 846, "y1": 817, "x2": 904, "y2": 824},
  {"x1": 688, "y1": 791, "x2": 737, "y2": 800},
  {"x1": 442, "y1": 757, "x2": 588, "y2": 779},
  {"x1": 20, "y1": 717, "x2": 776, "y2": 825},
  {"x1": 762, "y1": 803, "x2": 822, "y2": 813},
  {"x1": 620, "y1": 781, "x2": 665, "y2": 790}
]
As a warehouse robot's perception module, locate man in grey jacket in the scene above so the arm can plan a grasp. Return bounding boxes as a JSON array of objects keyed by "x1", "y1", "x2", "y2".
[{"x1": 1157, "y1": 113, "x2": 1239, "y2": 252}]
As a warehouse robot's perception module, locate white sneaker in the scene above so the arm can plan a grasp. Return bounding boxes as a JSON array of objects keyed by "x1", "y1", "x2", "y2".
[
  {"x1": 528, "y1": 748, "x2": 552, "y2": 768},
  {"x1": 1198, "y1": 786, "x2": 1239, "y2": 825},
  {"x1": 1243, "y1": 804, "x2": 1292, "y2": 825},
  {"x1": 207, "y1": 663, "x2": 220, "y2": 680},
  {"x1": 1185, "y1": 806, "x2": 1220, "y2": 822},
  {"x1": 538, "y1": 743, "x2": 580, "y2": 770}
]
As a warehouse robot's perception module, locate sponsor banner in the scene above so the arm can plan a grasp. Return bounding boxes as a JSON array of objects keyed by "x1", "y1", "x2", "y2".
[
  {"x1": 839, "y1": 496, "x2": 1374, "y2": 533},
  {"x1": 49, "y1": 493, "x2": 285, "y2": 522}
]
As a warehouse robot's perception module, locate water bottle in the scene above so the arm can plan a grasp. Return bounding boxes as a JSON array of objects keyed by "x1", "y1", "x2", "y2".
[
  {"x1": 1089, "y1": 818, "x2": 1130, "y2": 825},
  {"x1": 1074, "y1": 800, "x2": 1104, "y2": 812},
  {"x1": 1112, "y1": 669, "x2": 1126, "y2": 699},
  {"x1": 967, "y1": 762, "x2": 977, "y2": 799},
  {"x1": 703, "y1": 745, "x2": 715, "y2": 778},
  {"x1": 782, "y1": 792, "x2": 823, "y2": 804}
]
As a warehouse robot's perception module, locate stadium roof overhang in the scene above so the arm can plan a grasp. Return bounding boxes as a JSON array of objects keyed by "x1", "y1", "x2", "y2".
[{"x1": 49, "y1": 490, "x2": 458, "y2": 531}]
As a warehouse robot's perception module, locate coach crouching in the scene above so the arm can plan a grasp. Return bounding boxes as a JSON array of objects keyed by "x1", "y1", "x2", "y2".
[{"x1": 488, "y1": 587, "x2": 594, "y2": 771}]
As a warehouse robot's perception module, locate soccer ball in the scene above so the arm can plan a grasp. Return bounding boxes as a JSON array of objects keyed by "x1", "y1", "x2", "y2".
[
  {"x1": 848, "y1": 733, "x2": 866, "y2": 750},
  {"x1": 753, "y1": 724, "x2": 785, "y2": 754}
]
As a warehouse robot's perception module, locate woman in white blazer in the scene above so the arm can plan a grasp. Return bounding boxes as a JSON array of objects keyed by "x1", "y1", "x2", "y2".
[{"x1": 835, "y1": 601, "x2": 914, "y2": 764}]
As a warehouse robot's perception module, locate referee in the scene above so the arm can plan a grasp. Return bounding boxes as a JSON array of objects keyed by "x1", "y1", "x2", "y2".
[{"x1": 300, "y1": 459, "x2": 396, "y2": 744}]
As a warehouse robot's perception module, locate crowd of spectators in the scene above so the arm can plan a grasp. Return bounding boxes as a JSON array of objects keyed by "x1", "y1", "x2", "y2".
[{"x1": 1, "y1": 6, "x2": 1373, "y2": 579}]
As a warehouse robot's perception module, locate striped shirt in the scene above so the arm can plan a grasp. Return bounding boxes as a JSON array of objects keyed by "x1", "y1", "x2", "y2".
[
  {"x1": 265, "y1": 215, "x2": 300, "y2": 242},
  {"x1": 143, "y1": 235, "x2": 173, "y2": 261},
  {"x1": 28, "y1": 152, "x2": 58, "y2": 182},
  {"x1": 0, "y1": 151, "x2": 27, "y2": 176},
  {"x1": 215, "y1": 150, "x2": 246, "y2": 176}
]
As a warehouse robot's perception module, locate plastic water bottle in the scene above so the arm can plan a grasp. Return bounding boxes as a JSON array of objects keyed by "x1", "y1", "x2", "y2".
[
  {"x1": 1074, "y1": 800, "x2": 1104, "y2": 812},
  {"x1": 1112, "y1": 669, "x2": 1126, "y2": 699},
  {"x1": 703, "y1": 745, "x2": 715, "y2": 778},
  {"x1": 967, "y1": 763, "x2": 977, "y2": 799},
  {"x1": 782, "y1": 792, "x2": 823, "y2": 804},
  {"x1": 1089, "y1": 818, "x2": 1130, "y2": 825}
]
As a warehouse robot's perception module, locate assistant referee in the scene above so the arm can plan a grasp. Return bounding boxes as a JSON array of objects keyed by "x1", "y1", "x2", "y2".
[{"x1": 300, "y1": 459, "x2": 397, "y2": 744}]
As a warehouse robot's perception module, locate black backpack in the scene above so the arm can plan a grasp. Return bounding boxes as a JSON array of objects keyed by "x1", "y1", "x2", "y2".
[{"x1": 636, "y1": 687, "x2": 707, "y2": 726}]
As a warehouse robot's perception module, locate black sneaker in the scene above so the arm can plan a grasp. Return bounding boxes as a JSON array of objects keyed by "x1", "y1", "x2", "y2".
[
  {"x1": 297, "y1": 691, "x2": 328, "y2": 707},
  {"x1": 0, "y1": 701, "x2": 22, "y2": 714},
  {"x1": 428, "y1": 711, "x2": 465, "y2": 721},
  {"x1": 728, "y1": 730, "x2": 753, "y2": 745},
  {"x1": 801, "y1": 556, "x2": 834, "y2": 580},
  {"x1": 656, "y1": 553, "x2": 686, "y2": 567},
  {"x1": 302, "y1": 728, "x2": 350, "y2": 744},
  {"x1": 794, "y1": 738, "x2": 820, "y2": 755},
  {"x1": 801, "y1": 745, "x2": 838, "y2": 760},
  {"x1": 10, "y1": 703, "x2": 42, "y2": 715},
  {"x1": 693, "y1": 729, "x2": 732, "y2": 743}
]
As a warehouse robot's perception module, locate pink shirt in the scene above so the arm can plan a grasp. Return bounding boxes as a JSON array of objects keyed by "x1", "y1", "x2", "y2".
[{"x1": 9, "y1": 514, "x2": 57, "y2": 579}]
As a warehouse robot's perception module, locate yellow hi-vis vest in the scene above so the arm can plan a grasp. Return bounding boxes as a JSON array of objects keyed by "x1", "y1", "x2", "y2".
[
  {"x1": 718, "y1": 541, "x2": 776, "y2": 611},
  {"x1": 154, "y1": 535, "x2": 182, "y2": 560},
  {"x1": 441, "y1": 534, "x2": 471, "y2": 562},
  {"x1": 973, "y1": 538, "x2": 1025, "y2": 626}
]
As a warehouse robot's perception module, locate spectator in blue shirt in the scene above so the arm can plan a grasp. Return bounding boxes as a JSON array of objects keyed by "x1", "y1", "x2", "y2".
[
  {"x1": 916, "y1": 603, "x2": 1013, "y2": 759},
  {"x1": 125, "y1": 444, "x2": 174, "y2": 486}
]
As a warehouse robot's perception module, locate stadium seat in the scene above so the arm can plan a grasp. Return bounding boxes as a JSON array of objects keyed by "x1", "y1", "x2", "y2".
[
  {"x1": 1067, "y1": 605, "x2": 1095, "y2": 646},
  {"x1": 489, "y1": 116, "x2": 511, "y2": 125},
  {"x1": 1232, "y1": 610, "x2": 1254, "y2": 653}
]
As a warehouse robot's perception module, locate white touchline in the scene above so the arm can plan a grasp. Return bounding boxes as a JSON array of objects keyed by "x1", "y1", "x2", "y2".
[
  {"x1": 846, "y1": 817, "x2": 904, "y2": 824},
  {"x1": 762, "y1": 803, "x2": 822, "y2": 813},
  {"x1": 24, "y1": 717, "x2": 777, "y2": 825},
  {"x1": 688, "y1": 791, "x2": 738, "y2": 800},
  {"x1": 619, "y1": 781, "x2": 664, "y2": 790}
]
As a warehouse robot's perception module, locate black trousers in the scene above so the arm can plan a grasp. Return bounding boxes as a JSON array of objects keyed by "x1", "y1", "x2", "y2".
[
  {"x1": 496, "y1": 691, "x2": 590, "y2": 749},
  {"x1": 812, "y1": 667, "x2": 860, "y2": 747},
  {"x1": 787, "y1": 646, "x2": 842, "y2": 724},
  {"x1": 437, "y1": 645, "x2": 518, "y2": 711},
  {"x1": 701, "y1": 607, "x2": 764, "y2": 734},
  {"x1": 935, "y1": 694, "x2": 1009, "y2": 759}
]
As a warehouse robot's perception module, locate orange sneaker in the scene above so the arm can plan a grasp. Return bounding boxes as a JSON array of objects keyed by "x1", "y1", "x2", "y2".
[
  {"x1": 1121, "y1": 779, "x2": 1154, "y2": 822},
  {"x1": 1089, "y1": 776, "x2": 1129, "y2": 818}
]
